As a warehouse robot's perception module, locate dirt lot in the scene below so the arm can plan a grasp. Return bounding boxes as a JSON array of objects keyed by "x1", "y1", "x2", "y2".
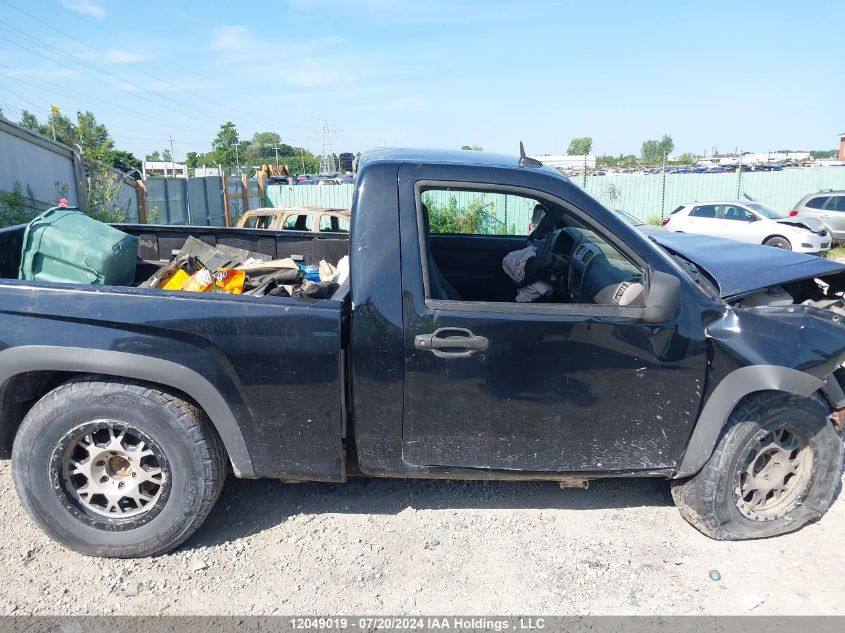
[{"x1": 0, "y1": 459, "x2": 843, "y2": 616}]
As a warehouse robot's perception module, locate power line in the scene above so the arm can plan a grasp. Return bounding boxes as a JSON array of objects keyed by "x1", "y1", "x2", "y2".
[
  {"x1": 0, "y1": 25, "x2": 230, "y2": 127},
  {"x1": 0, "y1": 63, "x2": 214, "y2": 138},
  {"x1": 3, "y1": 0, "x2": 308, "y2": 133}
]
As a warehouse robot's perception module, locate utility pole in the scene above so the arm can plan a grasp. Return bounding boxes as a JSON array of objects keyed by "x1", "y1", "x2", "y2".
[
  {"x1": 582, "y1": 153, "x2": 587, "y2": 187},
  {"x1": 169, "y1": 135, "x2": 176, "y2": 178},
  {"x1": 234, "y1": 142, "x2": 241, "y2": 176},
  {"x1": 661, "y1": 152, "x2": 667, "y2": 218},
  {"x1": 300, "y1": 147, "x2": 305, "y2": 173},
  {"x1": 272, "y1": 146, "x2": 281, "y2": 167}
]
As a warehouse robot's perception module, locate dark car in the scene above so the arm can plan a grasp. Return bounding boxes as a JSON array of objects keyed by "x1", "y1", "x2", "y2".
[{"x1": 0, "y1": 148, "x2": 843, "y2": 557}]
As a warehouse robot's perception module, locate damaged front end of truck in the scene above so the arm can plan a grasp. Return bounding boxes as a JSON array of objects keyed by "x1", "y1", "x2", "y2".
[{"x1": 647, "y1": 232, "x2": 845, "y2": 476}]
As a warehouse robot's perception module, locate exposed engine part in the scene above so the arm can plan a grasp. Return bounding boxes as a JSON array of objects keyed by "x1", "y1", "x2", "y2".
[
  {"x1": 803, "y1": 298, "x2": 845, "y2": 317},
  {"x1": 737, "y1": 286, "x2": 794, "y2": 308}
]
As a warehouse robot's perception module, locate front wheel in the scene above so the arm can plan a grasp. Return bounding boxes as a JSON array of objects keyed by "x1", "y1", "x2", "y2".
[
  {"x1": 672, "y1": 393, "x2": 842, "y2": 540},
  {"x1": 12, "y1": 376, "x2": 226, "y2": 557},
  {"x1": 763, "y1": 236, "x2": 792, "y2": 250}
]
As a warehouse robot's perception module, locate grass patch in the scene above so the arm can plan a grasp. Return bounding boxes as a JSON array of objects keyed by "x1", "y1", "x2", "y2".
[{"x1": 824, "y1": 245, "x2": 845, "y2": 260}]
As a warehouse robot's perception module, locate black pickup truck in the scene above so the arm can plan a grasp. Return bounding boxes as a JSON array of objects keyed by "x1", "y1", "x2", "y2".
[{"x1": 1, "y1": 148, "x2": 844, "y2": 557}]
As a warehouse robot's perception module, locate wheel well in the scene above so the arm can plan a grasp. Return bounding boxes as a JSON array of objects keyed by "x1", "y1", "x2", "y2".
[
  {"x1": 0, "y1": 372, "x2": 227, "y2": 467},
  {"x1": 762, "y1": 234, "x2": 790, "y2": 245}
]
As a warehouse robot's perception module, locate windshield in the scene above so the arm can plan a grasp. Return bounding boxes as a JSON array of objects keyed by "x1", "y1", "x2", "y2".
[
  {"x1": 612, "y1": 210, "x2": 645, "y2": 227},
  {"x1": 746, "y1": 202, "x2": 785, "y2": 219}
]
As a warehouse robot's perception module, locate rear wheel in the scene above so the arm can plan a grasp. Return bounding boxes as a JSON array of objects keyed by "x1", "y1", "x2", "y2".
[
  {"x1": 12, "y1": 376, "x2": 226, "y2": 557},
  {"x1": 763, "y1": 236, "x2": 792, "y2": 250},
  {"x1": 672, "y1": 393, "x2": 843, "y2": 540}
]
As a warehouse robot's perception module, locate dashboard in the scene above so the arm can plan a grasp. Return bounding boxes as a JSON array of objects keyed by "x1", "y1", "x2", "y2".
[{"x1": 547, "y1": 228, "x2": 644, "y2": 305}]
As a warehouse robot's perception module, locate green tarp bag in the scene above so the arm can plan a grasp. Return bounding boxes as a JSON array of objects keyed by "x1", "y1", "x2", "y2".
[{"x1": 18, "y1": 206, "x2": 138, "y2": 286}]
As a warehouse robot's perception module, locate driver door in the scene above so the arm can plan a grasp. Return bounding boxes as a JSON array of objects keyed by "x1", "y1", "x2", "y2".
[{"x1": 398, "y1": 169, "x2": 706, "y2": 473}]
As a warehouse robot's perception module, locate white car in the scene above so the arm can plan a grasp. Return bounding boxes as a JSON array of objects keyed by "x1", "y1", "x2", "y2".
[{"x1": 662, "y1": 201, "x2": 831, "y2": 254}]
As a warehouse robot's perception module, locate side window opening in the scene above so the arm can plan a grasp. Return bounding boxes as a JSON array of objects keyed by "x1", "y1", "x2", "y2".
[
  {"x1": 690, "y1": 205, "x2": 718, "y2": 218},
  {"x1": 243, "y1": 215, "x2": 273, "y2": 229},
  {"x1": 806, "y1": 196, "x2": 830, "y2": 210},
  {"x1": 318, "y1": 215, "x2": 350, "y2": 232},
  {"x1": 282, "y1": 214, "x2": 312, "y2": 231},
  {"x1": 418, "y1": 186, "x2": 644, "y2": 308},
  {"x1": 723, "y1": 206, "x2": 752, "y2": 221}
]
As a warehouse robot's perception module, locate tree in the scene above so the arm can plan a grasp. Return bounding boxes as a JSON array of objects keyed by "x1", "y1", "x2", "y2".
[
  {"x1": 672, "y1": 152, "x2": 697, "y2": 165},
  {"x1": 145, "y1": 150, "x2": 161, "y2": 161},
  {"x1": 641, "y1": 134, "x2": 674, "y2": 164},
  {"x1": 106, "y1": 149, "x2": 141, "y2": 174},
  {"x1": 461, "y1": 145, "x2": 483, "y2": 151},
  {"x1": 186, "y1": 152, "x2": 199, "y2": 169},
  {"x1": 211, "y1": 121, "x2": 240, "y2": 171},
  {"x1": 567, "y1": 137, "x2": 593, "y2": 155},
  {"x1": 20, "y1": 110, "x2": 40, "y2": 131},
  {"x1": 162, "y1": 148, "x2": 172, "y2": 162},
  {"x1": 76, "y1": 110, "x2": 114, "y2": 162}
]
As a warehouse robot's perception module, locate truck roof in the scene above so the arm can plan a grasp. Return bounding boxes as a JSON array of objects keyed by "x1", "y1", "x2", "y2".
[{"x1": 360, "y1": 147, "x2": 569, "y2": 179}]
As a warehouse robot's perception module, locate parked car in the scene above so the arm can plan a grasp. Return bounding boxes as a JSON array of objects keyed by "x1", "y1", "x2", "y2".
[
  {"x1": 236, "y1": 206, "x2": 350, "y2": 232},
  {"x1": 790, "y1": 190, "x2": 845, "y2": 243},
  {"x1": 662, "y1": 201, "x2": 831, "y2": 253},
  {"x1": 1, "y1": 148, "x2": 844, "y2": 557}
]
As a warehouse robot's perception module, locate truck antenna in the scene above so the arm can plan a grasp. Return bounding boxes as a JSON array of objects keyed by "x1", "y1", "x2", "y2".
[{"x1": 519, "y1": 142, "x2": 543, "y2": 168}]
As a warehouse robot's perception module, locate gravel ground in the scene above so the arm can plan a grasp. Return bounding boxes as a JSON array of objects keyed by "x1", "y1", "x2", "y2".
[{"x1": 0, "y1": 459, "x2": 843, "y2": 616}]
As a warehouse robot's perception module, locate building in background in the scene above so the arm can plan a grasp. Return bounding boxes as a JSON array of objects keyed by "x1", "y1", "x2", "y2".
[
  {"x1": 142, "y1": 161, "x2": 188, "y2": 178},
  {"x1": 698, "y1": 151, "x2": 810, "y2": 166},
  {"x1": 839, "y1": 132, "x2": 845, "y2": 161},
  {"x1": 194, "y1": 166, "x2": 222, "y2": 177}
]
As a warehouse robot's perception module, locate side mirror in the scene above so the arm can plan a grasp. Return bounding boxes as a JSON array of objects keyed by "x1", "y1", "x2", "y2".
[
  {"x1": 644, "y1": 269, "x2": 681, "y2": 323},
  {"x1": 747, "y1": 215, "x2": 759, "y2": 222}
]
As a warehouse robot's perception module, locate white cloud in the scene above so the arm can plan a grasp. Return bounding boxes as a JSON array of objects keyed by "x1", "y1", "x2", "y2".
[
  {"x1": 59, "y1": 0, "x2": 106, "y2": 19},
  {"x1": 209, "y1": 26, "x2": 251, "y2": 53},
  {"x1": 207, "y1": 26, "x2": 353, "y2": 87}
]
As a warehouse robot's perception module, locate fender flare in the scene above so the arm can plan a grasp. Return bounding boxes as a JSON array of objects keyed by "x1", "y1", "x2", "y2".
[
  {"x1": 675, "y1": 364, "x2": 824, "y2": 478},
  {"x1": 0, "y1": 345, "x2": 254, "y2": 478}
]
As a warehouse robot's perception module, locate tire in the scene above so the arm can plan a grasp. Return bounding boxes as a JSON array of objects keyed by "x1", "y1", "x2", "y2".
[
  {"x1": 11, "y1": 375, "x2": 226, "y2": 557},
  {"x1": 763, "y1": 236, "x2": 792, "y2": 250},
  {"x1": 672, "y1": 392, "x2": 843, "y2": 540}
]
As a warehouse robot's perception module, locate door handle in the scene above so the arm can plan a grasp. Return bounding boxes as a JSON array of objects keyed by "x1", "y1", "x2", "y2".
[{"x1": 414, "y1": 327, "x2": 489, "y2": 358}]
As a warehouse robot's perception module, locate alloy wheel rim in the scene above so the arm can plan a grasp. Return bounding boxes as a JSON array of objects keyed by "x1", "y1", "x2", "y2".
[
  {"x1": 733, "y1": 427, "x2": 813, "y2": 521},
  {"x1": 60, "y1": 422, "x2": 168, "y2": 519}
]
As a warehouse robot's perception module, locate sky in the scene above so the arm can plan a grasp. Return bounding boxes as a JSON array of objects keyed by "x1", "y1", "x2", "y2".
[{"x1": 0, "y1": 0, "x2": 842, "y2": 162}]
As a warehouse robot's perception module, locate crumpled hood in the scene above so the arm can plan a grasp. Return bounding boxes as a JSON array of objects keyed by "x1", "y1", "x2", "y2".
[
  {"x1": 773, "y1": 216, "x2": 827, "y2": 234},
  {"x1": 648, "y1": 231, "x2": 845, "y2": 299}
]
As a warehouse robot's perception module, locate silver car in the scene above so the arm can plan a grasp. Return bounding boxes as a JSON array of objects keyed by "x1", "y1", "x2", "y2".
[{"x1": 791, "y1": 190, "x2": 845, "y2": 243}]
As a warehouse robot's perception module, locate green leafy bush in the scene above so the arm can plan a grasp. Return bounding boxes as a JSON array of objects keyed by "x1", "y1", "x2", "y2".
[{"x1": 423, "y1": 194, "x2": 504, "y2": 235}]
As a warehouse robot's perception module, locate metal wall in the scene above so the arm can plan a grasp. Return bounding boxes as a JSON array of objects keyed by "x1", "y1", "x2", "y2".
[
  {"x1": 146, "y1": 176, "x2": 225, "y2": 225},
  {"x1": 0, "y1": 118, "x2": 78, "y2": 210},
  {"x1": 1, "y1": 118, "x2": 139, "y2": 222}
]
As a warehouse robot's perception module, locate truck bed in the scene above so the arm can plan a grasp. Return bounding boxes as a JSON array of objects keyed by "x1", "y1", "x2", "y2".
[{"x1": 0, "y1": 223, "x2": 351, "y2": 481}]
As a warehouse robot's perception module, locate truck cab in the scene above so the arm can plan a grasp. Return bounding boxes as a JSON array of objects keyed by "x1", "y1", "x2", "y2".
[{"x1": 1, "y1": 148, "x2": 844, "y2": 556}]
